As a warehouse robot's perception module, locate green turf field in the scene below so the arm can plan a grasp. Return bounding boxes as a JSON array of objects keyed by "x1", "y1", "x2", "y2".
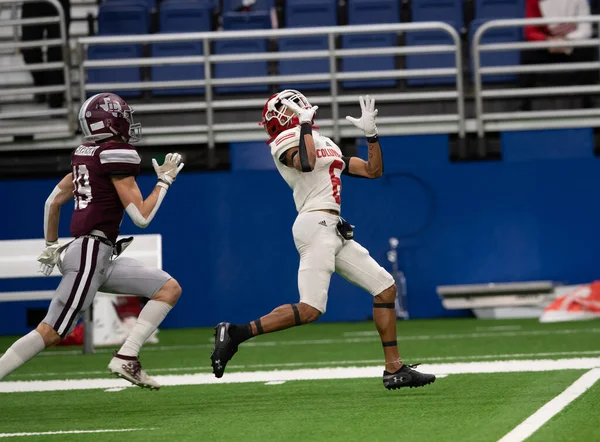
[{"x1": 0, "y1": 318, "x2": 599, "y2": 441}]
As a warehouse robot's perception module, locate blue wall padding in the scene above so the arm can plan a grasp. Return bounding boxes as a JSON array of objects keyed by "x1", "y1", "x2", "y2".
[{"x1": 1, "y1": 128, "x2": 599, "y2": 334}]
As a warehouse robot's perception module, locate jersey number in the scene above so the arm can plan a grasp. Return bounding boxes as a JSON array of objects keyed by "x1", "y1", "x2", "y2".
[
  {"x1": 329, "y1": 160, "x2": 343, "y2": 204},
  {"x1": 73, "y1": 165, "x2": 92, "y2": 209}
]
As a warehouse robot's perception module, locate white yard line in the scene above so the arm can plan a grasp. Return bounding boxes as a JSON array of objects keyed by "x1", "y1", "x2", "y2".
[
  {"x1": 498, "y1": 368, "x2": 600, "y2": 442},
  {"x1": 0, "y1": 428, "x2": 152, "y2": 438},
  {"x1": 8, "y1": 349, "x2": 600, "y2": 380},
  {"x1": 1, "y1": 357, "x2": 599, "y2": 394}
]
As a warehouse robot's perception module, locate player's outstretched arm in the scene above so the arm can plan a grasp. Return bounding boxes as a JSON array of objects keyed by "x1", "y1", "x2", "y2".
[
  {"x1": 281, "y1": 98, "x2": 318, "y2": 172},
  {"x1": 37, "y1": 173, "x2": 75, "y2": 275},
  {"x1": 44, "y1": 173, "x2": 75, "y2": 244},
  {"x1": 344, "y1": 95, "x2": 384, "y2": 179},
  {"x1": 113, "y1": 153, "x2": 184, "y2": 228}
]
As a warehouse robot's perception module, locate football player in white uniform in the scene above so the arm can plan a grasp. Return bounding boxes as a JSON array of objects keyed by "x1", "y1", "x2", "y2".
[{"x1": 211, "y1": 90, "x2": 435, "y2": 390}]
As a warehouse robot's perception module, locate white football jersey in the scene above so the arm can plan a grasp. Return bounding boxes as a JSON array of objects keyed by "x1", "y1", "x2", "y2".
[{"x1": 270, "y1": 127, "x2": 346, "y2": 213}]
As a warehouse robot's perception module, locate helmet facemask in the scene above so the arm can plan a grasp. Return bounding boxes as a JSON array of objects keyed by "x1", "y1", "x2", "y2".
[
  {"x1": 123, "y1": 108, "x2": 142, "y2": 143},
  {"x1": 262, "y1": 90, "x2": 312, "y2": 137}
]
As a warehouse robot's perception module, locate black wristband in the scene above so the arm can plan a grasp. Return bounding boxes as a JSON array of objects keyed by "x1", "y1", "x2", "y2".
[
  {"x1": 367, "y1": 135, "x2": 379, "y2": 144},
  {"x1": 299, "y1": 123, "x2": 313, "y2": 172}
]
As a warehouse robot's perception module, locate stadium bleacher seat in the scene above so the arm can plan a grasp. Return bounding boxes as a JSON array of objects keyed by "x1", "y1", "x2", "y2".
[
  {"x1": 214, "y1": 11, "x2": 271, "y2": 93},
  {"x1": 470, "y1": 0, "x2": 523, "y2": 83},
  {"x1": 222, "y1": 0, "x2": 274, "y2": 12},
  {"x1": 405, "y1": 28, "x2": 457, "y2": 86},
  {"x1": 279, "y1": 0, "x2": 337, "y2": 91},
  {"x1": 221, "y1": 10, "x2": 271, "y2": 30},
  {"x1": 469, "y1": 19, "x2": 521, "y2": 83},
  {"x1": 475, "y1": 0, "x2": 524, "y2": 19},
  {"x1": 87, "y1": 45, "x2": 143, "y2": 97},
  {"x1": 285, "y1": 0, "x2": 336, "y2": 28},
  {"x1": 97, "y1": 3, "x2": 149, "y2": 35},
  {"x1": 406, "y1": 0, "x2": 462, "y2": 86},
  {"x1": 411, "y1": 0, "x2": 464, "y2": 29},
  {"x1": 151, "y1": 2, "x2": 212, "y2": 96},
  {"x1": 90, "y1": 3, "x2": 149, "y2": 97},
  {"x1": 341, "y1": 0, "x2": 399, "y2": 89},
  {"x1": 103, "y1": 0, "x2": 156, "y2": 10}
]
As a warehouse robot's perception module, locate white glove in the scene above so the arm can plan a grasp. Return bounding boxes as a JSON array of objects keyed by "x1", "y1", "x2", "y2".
[
  {"x1": 37, "y1": 243, "x2": 62, "y2": 276},
  {"x1": 346, "y1": 95, "x2": 378, "y2": 137},
  {"x1": 281, "y1": 99, "x2": 318, "y2": 125},
  {"x1": 152, "y1": 153, "x2": 185, "y2": 188}
]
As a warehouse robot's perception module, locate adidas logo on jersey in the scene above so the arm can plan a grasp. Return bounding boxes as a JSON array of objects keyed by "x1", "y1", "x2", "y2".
[{"x1": 318, "y1": 220, "x2": 327, "y2": 227}]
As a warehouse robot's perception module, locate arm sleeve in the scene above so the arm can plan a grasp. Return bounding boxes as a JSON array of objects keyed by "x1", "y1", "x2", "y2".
[
  {"x1": 99, "y1": 147, "x2": 141, "y2": 177},
  {"x1": 567, "y1": 0, "x2": 592, "y2": 40},
  {"x1": 341, "y1": 156, "x2": 368, "y2": 179},
  {"x1": 270, "y1": 128, "x2": 301, "y2": 163},
  {"x1": 125, "y1": 186, "x2": 167, "y2": 229},
  {"x1": 525, "y1": 0, "x2": 549, "y2": 41},
  {"x1": 43, "y1": 185, "x2": 62, "y2": 244}
]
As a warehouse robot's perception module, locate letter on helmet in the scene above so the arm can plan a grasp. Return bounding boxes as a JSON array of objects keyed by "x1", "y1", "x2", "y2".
[{"x1": 78, "y1": 93, "x2": 142, "y2": 143}]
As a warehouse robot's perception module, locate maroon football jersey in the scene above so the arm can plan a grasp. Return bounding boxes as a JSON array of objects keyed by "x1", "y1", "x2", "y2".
[{"x1": 70, "y1": 140, "x2": 141, "y2": 243}]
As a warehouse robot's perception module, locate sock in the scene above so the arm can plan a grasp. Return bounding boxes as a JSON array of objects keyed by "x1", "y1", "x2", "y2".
[
  {"x1": 117, "y1": 300, "x2": 172, "y2": 358},
  {"x1": 229, "y1": 324, "x2": 253, "y2": 345},
  {"x1": 0, "y1": 330, "x2": 45, "y2": 380}
]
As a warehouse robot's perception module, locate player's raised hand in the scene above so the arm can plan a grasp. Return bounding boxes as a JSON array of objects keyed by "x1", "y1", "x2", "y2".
[
  {"x1": 346, "y1": 95, "x2": 378, "y2": 137},
  {"x1": 152, "y1": 153, "x2": 185, "y2": 187},
  {"x1": 281, "y1": 99, "x2": 318, "y2": 124},
  {"x1": 37, "y1": 243, "x2": 61, "y2": 276}
]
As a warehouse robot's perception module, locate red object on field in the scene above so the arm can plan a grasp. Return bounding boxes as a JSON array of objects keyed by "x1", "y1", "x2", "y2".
[
  {"x1": 57, "y1": 296, "x2": 143, "y2": 346},
  {"x1": 540, "y1": 282, "x2": 600, "y2": 323},
  {"x1": 58, "y1": 323, "x2": 84, "y2": 346},
  {"x1": 114, "y1": 297, "x2": 143, "y2": 320}
]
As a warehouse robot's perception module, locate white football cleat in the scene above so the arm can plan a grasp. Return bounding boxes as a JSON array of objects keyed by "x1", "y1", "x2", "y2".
[{"x1": 108, "y1": 353, "x2": 160, "y2": 390}]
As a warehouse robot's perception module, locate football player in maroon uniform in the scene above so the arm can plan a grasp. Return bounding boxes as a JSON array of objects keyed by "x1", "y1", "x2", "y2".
[{"x1": 0, "y1": 93, "x2": 184, "y2": 389}]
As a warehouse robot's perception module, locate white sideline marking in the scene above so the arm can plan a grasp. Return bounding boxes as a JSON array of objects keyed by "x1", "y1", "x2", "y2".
[
  {"x1": 475, "y1": 326, "x2": 523, "y2": 331},
  {"x1": 1, "y1": 358, "x2": 598, "y2": 394},
  {"x1": 0, "y1": 428, "x2": 151, "y2": 438},
  {"x1": 3, "y1": 326, "x2": 595, "y2": 359},
  {"x1": 104, "y1": 387, "x2": 127, "y2": 393},
  {"x1": 341, "y1": 328, "x2": 599, "y2": 339},
  {"x1": 264, "y1": 381, "x2": 286, "y2": 385},
  {"x1": 10, "y1": 350, "x2": 600, "y2": 379},
  {"x1": 498, "y1": 368, "x2": 600, "y2": 442}
]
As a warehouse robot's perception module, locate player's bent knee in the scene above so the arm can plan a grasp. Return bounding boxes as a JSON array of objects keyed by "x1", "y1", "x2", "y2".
[
  {"x1": 375, "y1": 283, "x2": 397, "y2": 304},
  {"x1": 36, "y1": 323, "x2": 61, "y2": 348},
  {"x1": 154, "y1": 278, "x2": 182, "y2": 306},
  {"x1": 298, "y1": 302, "x2": 321, "y2": 323}
]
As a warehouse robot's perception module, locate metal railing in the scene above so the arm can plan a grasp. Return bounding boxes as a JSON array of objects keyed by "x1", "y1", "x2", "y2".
[
  {"x1": 77, "y1": 22, "x2": 464, "y2": 148},
  {"x1": 473, "y1": 16, "x2": 600, "y2": 145},
  {"x1": 0, "y1": 0, "x2": 73, "y2": 135}
]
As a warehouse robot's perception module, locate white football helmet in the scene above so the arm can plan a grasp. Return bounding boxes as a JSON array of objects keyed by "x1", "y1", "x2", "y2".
[{"x1": 260, "y1": 89, "x2": 314, "y2": 139}]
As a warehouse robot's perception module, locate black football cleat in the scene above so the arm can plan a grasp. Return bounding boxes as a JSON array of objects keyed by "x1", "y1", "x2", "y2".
[
  {"x1": 383, "y1": 364, "x2": 436, "y2": 390},
  {"x1": 210, "y1": 322, "x2": 238, "y2": 378}
]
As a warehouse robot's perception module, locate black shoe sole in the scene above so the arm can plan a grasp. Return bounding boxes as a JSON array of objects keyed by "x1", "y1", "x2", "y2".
[{"x1": 384, "y1": 376, "x2": 436, "y2": 390}]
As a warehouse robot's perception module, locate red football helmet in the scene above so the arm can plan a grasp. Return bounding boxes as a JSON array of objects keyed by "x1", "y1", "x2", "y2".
[
  {"x1": 260, "y1": 89, "x2": 314, "y2": 140},
  {"x1": 78, "y1": 93, "x2": 142, "y2": 143}
]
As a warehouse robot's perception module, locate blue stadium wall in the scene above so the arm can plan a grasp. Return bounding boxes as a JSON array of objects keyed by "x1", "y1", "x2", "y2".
[{"x1": 1, "y1": 127, "x2": 599, "y2": 335}]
